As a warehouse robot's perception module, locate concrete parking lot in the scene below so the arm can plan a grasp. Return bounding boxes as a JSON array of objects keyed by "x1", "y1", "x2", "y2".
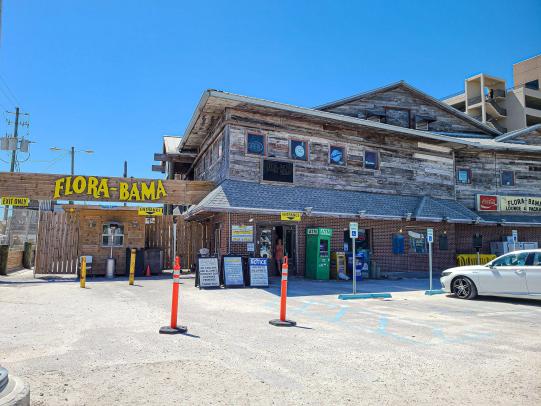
[{"x1": 1, "y1": 270, "x2": 540, "y2": 405}]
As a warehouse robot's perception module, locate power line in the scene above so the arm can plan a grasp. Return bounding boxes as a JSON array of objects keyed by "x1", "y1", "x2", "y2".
[{"x1": 0, "y1": 72, "x2": 22, "y2": 107}]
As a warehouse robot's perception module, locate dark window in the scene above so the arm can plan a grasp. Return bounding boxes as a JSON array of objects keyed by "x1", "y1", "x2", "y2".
[
  {"x1": 456, "y1": 168, "x2": 471, "y2": 184},
  {"x1": 343, "y1": 229, "x2": 370, "y2": 251},
  {"x1": 525, "y1": 80, "x2": 539, "y2": 90},
  {"x1": 290, "y1": 140, "x2": 308, "y2": 161},
  {"x1": 501, "y1": 170, "x2": 515, "y2": 186},
  {"x1": 247, "y1": 133, "x2": 265, "y2": 155},
  {"x1": 364, "y1": 150, "x2": 379, "y2": 170},
  {"x1": 329, "y1": 146, "x2": 345, "y2": 165},
  {"x1": 262, "y1": 159, "x2": 293, "y2": 183}
]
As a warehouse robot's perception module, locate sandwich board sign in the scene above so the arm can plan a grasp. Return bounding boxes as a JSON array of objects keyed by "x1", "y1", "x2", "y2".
[
  {"x1": 223, "y1": 256, "x2": 244, "y2": 287},
  {"x1": 249, "y1": 257, "x2": 269, "y2": 287},
  {"x1": 197, "y1": 257, "x2": 220, "y2": 289}
]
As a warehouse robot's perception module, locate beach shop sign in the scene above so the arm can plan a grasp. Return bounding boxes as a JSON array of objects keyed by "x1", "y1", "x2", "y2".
[{"x1": 477, "y1": 194, "x2": 541, "y2": 212}]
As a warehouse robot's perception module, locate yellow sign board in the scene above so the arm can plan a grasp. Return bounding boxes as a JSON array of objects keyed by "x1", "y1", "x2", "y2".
[
  {"x1": 138, "y1": 207, "x2": 163, "y2": 216},
  {"x1": 53, "y1": 176, "x2": 167, "y2": 202},
  {"x1": 280, "y1": 211, "x2": 302, "y2": 221},
  {"x1": 1, "y1": 196, "x2": 29, "y2": 206}
]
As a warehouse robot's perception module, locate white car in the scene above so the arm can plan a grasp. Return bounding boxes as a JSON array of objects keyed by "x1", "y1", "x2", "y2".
[{"x1": 440, "y1": 249, "x2": 541, "y2": 300}]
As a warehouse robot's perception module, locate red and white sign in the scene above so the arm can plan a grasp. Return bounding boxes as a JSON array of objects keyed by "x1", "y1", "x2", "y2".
[{"x1": 477, "y1": 195, "x2": 498, "y2": 211}]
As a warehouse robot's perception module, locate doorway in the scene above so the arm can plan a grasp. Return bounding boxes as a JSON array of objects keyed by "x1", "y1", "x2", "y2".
[{"x1": 256, "y1": 224, "x2": 297, "y2": 276}]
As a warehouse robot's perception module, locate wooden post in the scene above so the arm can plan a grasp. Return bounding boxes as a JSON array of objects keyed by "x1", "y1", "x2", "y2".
[
  {"x1": 80, "y1": 256, "x2": 86, "y2": 288},
  {"x1": 129, "y1": 248, "x2": 136, "y2": 285}
]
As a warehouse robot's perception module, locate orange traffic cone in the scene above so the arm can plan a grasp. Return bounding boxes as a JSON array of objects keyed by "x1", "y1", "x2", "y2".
[{"x1": 145, "y1": 264, "x2": 151, "y2": 277}]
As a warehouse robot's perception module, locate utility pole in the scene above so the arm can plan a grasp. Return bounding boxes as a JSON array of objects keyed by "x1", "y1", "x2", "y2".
[
  {"x1": 50, "y1": 146, "x2": 94, "y2": 205},
  {"x1": 8, "y1": 107, "x2": 19, "y2": 173}
]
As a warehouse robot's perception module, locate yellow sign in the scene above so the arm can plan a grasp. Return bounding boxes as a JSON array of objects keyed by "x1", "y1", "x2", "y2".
[
  {"x1": 280, "y1": 211, "x2": 302, "y2": 221},
  {"x1": 1, "y1": 196, "x2": 29, "y2": 206},
  {"x1": 138, "y1": 207, "x2": 163, "y2": 216},
  {"x1": 499, "y1": 196, "x2": 541, "y2": 212},
  {"x1": 53, "y1": 176, "x2": 167, "y2": 202}
]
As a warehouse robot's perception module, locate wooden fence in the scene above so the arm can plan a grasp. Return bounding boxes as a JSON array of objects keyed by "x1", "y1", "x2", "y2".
[
  {"x1": 145, "y1": 215, "x2": 206, "y2": 270},
  {"x1": 35, "y1": 211, "x2": 80, "y2": 274}
]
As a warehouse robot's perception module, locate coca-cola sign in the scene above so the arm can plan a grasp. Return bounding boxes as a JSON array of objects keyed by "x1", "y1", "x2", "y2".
[{"x1": 477, "y1": 195, "x2": 498, "y2": 211}]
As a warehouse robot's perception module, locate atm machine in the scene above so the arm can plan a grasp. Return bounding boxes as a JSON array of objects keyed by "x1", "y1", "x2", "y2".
[{"x1": 305, "y1": 227, "x2": 333, "y2": 279}]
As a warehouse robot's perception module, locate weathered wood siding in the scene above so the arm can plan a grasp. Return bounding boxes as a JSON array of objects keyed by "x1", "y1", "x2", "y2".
[
  {"x1": 194, "y1": 129, "x2": 227, "y2": 182},
  {"x1": 455, "y1": 150, "x2": 541, "y2": 209},
  {"x1": 321, "y1": 86, "x2": 484, "y2": 134},
  {"x1": 224, "y1": 109, "x2": 456, "y2": 199}
]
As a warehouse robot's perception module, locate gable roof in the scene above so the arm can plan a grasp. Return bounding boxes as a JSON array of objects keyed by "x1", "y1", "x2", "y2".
[
  {"x1": 314, "y1": 81, "x2": 501, "y2": 136},
  {"x1": 179, "y1": 90, "x2": 541, "y2": 154}
]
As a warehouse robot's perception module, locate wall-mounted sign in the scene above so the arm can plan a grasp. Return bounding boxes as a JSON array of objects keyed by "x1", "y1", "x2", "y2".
[
  {"x1": 477, "y1": 194, "x2": 541, "y2": 212},
  {"x1": 280, "y1": 211, "x2": 301, "y2": 221},
  {"x1": 231, "y1": 225, "x2": 253, "y2": 242},
  {"x1": 249, "y1": 257, "x2": 269, "y2": 287},
  {"x1": 247, "y1": 242, "x2": 255, "y2": 252},
  {"x1": 223, "y1": 256, "x2": 244, "y2": 287},
  {"x1": 138, "y1": 207, "x2": 163, "y2": 216},
  {"x1": 263, "y1": 159, "x2": 293, "y2": 183},
  {"x1": 1, "y1": 196, "x2": 29, "y2": 206},
  {"x1": 54, "y1": 176, "x2": 167, "y2": 202},
  {"x1": 0, "y1": 172, "x2": 213, "y2": 205},
  {"x1": 198, "y1": 257, "x2": 220, "y2": 288}
]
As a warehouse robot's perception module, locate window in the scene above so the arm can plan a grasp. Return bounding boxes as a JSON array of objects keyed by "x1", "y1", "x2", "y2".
[
  {"x1": 262, "y1": 159, "x2": 293, "y2": 183},
  {"x1": 343, "y1": 229, "x2": 370, "y2": 251},
  {"x1": 532, "y1": 252, "x2": 541, "y2": 266},
  {"x1": 490, "y1": 252, "x2": 529, "y2": 267},
  {"x1": 456, "y1": 168, "x2": 471, "y2": 184},
  {"x1": 246, "y1": 133, "x2": 265, "y2": 155},
  {"x1": 290, "y1": 140, "x2": 308, "y2": 161},
  {"x1": 218, "y1": 136, "x2": 224, "y2": 158},
  {"x1": 525, "y1": 80, "x2": 539, "y2": 91},
  {"x1": 102, "y1": 222, "x2": 124, "y2": 247},
  {"x1": 329, "y1": 146, "x2": 345, "y2": 165},
  {"x1": 408, "y1": 230, "x2": 427, "y2": 254},
  {"x1": 364, "y1": 150, "x2": 379, "y2": 170},
  {"x1": 501, "y1": 171, "x2": 515, "y2": 186}
]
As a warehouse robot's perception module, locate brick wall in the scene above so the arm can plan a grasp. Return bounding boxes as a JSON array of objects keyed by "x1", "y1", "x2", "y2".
[
  {"x1": 7, "y1": 249, "x2": 24, "y2": 272},
  {"x1": 211, "y1": 212, "x2": 458, "y2": 276},
  {"x1": 455, "y1": 224, "x2": 541, "y2": 254}
]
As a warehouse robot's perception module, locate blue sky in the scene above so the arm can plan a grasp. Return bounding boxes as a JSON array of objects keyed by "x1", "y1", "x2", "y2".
[{"x1": 1, "y1": 0, "x2": 540, "y2": 179}]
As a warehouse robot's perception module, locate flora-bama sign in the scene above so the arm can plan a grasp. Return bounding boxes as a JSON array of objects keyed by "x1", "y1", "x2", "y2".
[
  {"x1": 0, "y1": 172, "x2": 214, "y2": 205},
  {"x1": 477, "y1": 194, "x2": 541, "y2": 212},
  {"x1": 54, "y1": 176, "x2": 166, "y2": 201}
]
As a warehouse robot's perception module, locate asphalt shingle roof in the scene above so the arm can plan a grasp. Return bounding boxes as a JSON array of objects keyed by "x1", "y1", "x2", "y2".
[{"x1": 186, "y1": 180, "x2": 480, "y2": 223}]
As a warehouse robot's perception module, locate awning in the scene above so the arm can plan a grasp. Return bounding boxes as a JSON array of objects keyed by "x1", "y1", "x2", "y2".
[{"x1": 185, "y1": 180, "x2": 480, "y2": 223}]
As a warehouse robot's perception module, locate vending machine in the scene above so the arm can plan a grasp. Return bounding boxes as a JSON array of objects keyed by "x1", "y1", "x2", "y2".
[{"x1": 305, "y1": 227, "x2": 333, "y2": 280}]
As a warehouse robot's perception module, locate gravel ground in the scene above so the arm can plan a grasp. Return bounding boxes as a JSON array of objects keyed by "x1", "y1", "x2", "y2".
[{"x1": 1, "y1": 269, "x2": 540, "y2": 405}]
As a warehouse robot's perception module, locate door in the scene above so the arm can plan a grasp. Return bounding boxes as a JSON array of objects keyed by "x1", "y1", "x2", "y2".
[
  {"x1": 476, "y1": 252, "x2": 530, "y2": 296},
  {"x1": 526, "y1": 252, "x2": 541, "y2": 297},
  {"x1": 284, "y1": 226, "x2": 296, "y2": 275}
]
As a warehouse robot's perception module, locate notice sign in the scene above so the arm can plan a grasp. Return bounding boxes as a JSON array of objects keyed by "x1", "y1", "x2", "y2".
[
  {"x1": 198, "y1": 257, "x2": 220, "y2": 288},
  {"x1": 249, "y1": 258, "x2": 269, "y2": 287},
  {"x1": 1, "y1": 196, "x2": 29, "y2": 206},
  {"x1": 280, "y1": 212, "x2": 301, "y2": 221},
  {"x1": 231, "y1": 225, "x2": 253, "y2": 242},
  {"x1": 137, "y1": 207, "x2": 163, "y2": 216},
  {"x1": 223, "y1": 256, "x2": 244, "y2": 287}
]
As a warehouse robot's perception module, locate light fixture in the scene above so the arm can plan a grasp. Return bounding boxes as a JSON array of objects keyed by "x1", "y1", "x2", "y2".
[
  {"x1": 248, "y1": 218, "x2": 254, "y2": 223},
  {"x1": 358, "y1": 210, "x2": 366, "y2": 217},
  {"x1": 304, "y1": 207, "x2": 313, "y2": 216},
  {"x1": 475, "y1": 216, "x2": 481, "y2": 224},
  {"x1": 405, "y1": 212, "x2": 412, "y2": 221}
]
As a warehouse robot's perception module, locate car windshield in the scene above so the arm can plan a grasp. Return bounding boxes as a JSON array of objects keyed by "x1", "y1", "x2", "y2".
[{"x1": 490, "y1": 252, "x2": 530, "y2": 267}]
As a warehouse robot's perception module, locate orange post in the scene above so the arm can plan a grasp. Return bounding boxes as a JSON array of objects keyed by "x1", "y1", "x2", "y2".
[
  {"x1": 279, "y1": 257, "x2": 289, "y2": 321},
  {"x1": 269, "y1": 256, "x2": 296, "y2": 327},
  {"x1": 159, "y1": 256, "x2": 187, "y2": 334}
]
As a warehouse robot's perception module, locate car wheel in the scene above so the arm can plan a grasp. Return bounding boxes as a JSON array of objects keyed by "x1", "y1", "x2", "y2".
[{"x1": 452, "y1": 276, "x2": 477, "y2": 300}]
